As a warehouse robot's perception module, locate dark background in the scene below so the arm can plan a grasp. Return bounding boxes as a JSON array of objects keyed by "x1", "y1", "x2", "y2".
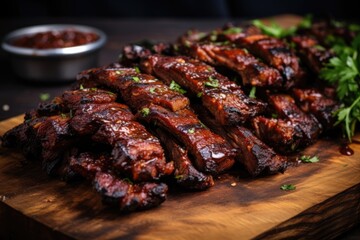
[{"x1": 2, "y1": 0, "x2": 359, "y2": 21}]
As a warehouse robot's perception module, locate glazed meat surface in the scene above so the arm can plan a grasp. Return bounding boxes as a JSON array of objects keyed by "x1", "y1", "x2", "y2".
[
  {"x1": 138, "y1": 104, "x2": 236, "y2": 175},
  {"x1": 154, "y1": 128, "x2": 214, "y2": 190},
  {"x1": 183, "y1": 43, "x2": 283, "y2": 88},
  {"x1": 291, "y1": 35, "x2": 333, "y2": 74},
  {"x1": 141, "y1": 55, "x2": 266, "y2": 125},
  {"x1": 77, "y1": 66, "x2": 189, "y2": 112},
  {"x1": 292, "y1": 88, "x2": 340, "y2": 130},
  {"x1": 192, "y1": 104, "x2": 287, "y2": 176}
]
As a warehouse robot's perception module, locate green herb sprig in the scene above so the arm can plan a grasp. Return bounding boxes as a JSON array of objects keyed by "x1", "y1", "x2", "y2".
[
  {"x1": 169, "y1": 80, "x2": 187, "y2": 94},
  {"x1": 252, "y1": 20, "x2": 297, "y2": 38},
  {"x1": 300, "y1": 155, "x2": 319, "y2": 163},
  {"x1": 319, "y1": 34, "x2": 360, "y2": 141},
  {"x1": 205, "y1": 76, "x2": 219, "y2": 88},
  {"x1": 280, "y1": 184, "x2": 296, "y2": 191}
]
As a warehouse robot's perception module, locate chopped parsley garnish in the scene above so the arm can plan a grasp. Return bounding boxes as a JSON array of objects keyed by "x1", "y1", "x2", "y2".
[
  {"x1": 271, "y1": 113, "x2": 278, "y2": 119},
  {"x1": 252, "y1": 19, "x2": 297, "y2": 38},
  {"x1": 174, "y1": 175, "x2": 184, "y2": 180},
  {"x1": 140, "y1": 107, "x2": 150, "y2": 117},
  {"x1": 349, "y1": 24, "x2": 360, "y2": 32},
  {"x1": 39, "y1": 93, "x2": 50, "y2": 101},
  {"x1": 132, "y1": 76, "x2": 140, "y2": 82},
  {"x1": 149, "y1": 87, "x2": 156, "y2": 94},
  {"x1": 188, "y1": 128, "x2": 195, "y2": 134},
  {"x1": 134, "y1": 66, "x2": 141, "y2": 73},
  {"x1": 79, "y1": 84, "x2": 84, "y2": 90},
  {"x1": 280, "y1": 184, "x2": 296, "y2": 191},
  {"x1": 298, "y1": 14, "x2": 313, "y2": 29},
  {"x1": 319, "y1": 34, "x2": 360, "y2": 141},
  {"x1": 249, "y1": 86, "x2": 256, "y2": 98},
  {"x1": 205, "y1": 76, "x2": 219, "y2": 88},
  {"x1": 169, "y1": 80, "x2": 187, "y2": 94},
  {"x1": 197, "y1": 92, "x2": 203, "y2": 98},
  {"x1": 223, "y1": 27, "x2": 242, "y2": 35},
  {"x1": 60, "y1": 113, "x2": 67, "y2": 119},
  {"x1": 300, "y1": 155, "x2": 319, "y2": 163},
  {"x1": 314, "y1": 45, "x2": 326, "y2": 51}
]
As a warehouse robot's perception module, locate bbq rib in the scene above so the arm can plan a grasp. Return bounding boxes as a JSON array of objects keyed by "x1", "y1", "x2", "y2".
[
  {"x1": 183, "y1": 43, "x2": 284, "y2": 88},
  {"x1": 69, "y1": 151, "x2": 168, "y2": 211},
  {"x1": 192, "y1": 104, "x2": 287, "y2": 176},
  {"x1": 290, "y1": 35, "x2": 333, "y2": 74},
  {"x1": 1, "y1": 88, "x2": 175, "y2": 212},
  {"x1": 77, "y1": 65, "x2": 236, "y2": 175},
  {"x1": 292, "y1": 88, "x2": 340, "y2": 130},
  {"x1": 140, "y1": 55, "x2": 267, "y2": 125},
  {"x1": 154, "y1": 128, "x2": 214, "y2": 190}
]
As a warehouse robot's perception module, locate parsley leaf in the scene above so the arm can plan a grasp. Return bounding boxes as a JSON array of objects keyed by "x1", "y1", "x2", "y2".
[
  {"x1": 300, "y1": 155, "x2": 319, "y2": 163},
  {"x1": 140, "y1": 107, "x2": 150, "y2": 117},
  {"x1": 249, "y1": 86, "x2": 256, "y2": 98},
  {"x1": 223, "y1": 27, "x2": 242, "y2": 35},
  {"x1": 134, "y1": 66, "x2": 141, "y2": 73},
  {"x1": 39, "y1": 93, "x2": 50, "y2": 101},
  {"x1": 280, "y1": 184, "x2": 296, "y2": 191},
  {"x1": 205, "y1": 76, "x2": 219, "y2": 88},
  {"x1": 298, "y1": 14, "x2": 312, "y2": 29},
  {"x1": 252, "y1": 19, "x2": 297, "y2": 38},
  {"x1": 169, "y1": 80, "x2": 187, "y2": 94},
  {"x1": 319, "y1": 34, "x2": 360, "y2": 141},
  {"x1": 188, "y1": 128, "x2": 195, "y2": 134},
  {"x1": 132, "y1": 76, "x2": 140, "y2": 82}
]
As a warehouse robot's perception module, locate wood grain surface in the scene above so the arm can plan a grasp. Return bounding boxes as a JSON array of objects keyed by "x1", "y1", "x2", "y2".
[{"x1": 0, "y1": 115, "x2": 359, "y2": 240}]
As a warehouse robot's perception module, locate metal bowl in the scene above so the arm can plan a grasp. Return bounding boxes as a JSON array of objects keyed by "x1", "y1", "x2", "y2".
[{"x1": 2, "y1": 24, "x2": 107, "y2": 82}]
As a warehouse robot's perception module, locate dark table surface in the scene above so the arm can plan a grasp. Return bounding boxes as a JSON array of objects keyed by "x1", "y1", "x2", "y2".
[{"x1": 0, "y1": 17, "x2": 359, "y2": 239}]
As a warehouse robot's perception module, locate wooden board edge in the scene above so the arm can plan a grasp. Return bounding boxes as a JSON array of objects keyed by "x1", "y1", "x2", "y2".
[
  {"x1": 0, "y1": 201, "x2": 73, "y2": 240},
  {"x1": 254, "y1": 183, "x2": 360, "y2": 239}
]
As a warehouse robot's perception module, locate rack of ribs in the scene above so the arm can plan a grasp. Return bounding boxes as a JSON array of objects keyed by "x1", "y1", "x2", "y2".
[
  {"x1": 77, "y1": 65, "x2": 236, "y2": 175},
  {"x1": 140, "y1": 55, "x2": 266, "y2": 125}
]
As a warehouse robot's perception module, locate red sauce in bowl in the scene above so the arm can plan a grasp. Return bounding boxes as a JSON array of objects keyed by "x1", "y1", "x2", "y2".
[{"x1": 11, "y1": 29, "x2": 99, "y2": 49}]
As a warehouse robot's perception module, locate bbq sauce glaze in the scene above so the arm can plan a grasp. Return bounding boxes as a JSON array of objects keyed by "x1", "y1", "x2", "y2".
[
  {"x1": 11, "y1": 29, "x2": 99, "y2": 49},
  {"x1": 340, "y1": 144, "x2": 354, "y2": 156}
]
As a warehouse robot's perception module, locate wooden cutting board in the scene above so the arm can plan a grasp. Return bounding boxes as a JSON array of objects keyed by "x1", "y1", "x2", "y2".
[{"x1": 0, "y1": 115, "x2": 359, "y2": 240}]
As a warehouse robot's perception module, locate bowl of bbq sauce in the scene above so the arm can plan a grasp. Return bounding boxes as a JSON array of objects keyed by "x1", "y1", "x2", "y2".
[{"x1": 2, "y1": 24, "x2": 106, "y2": 82}]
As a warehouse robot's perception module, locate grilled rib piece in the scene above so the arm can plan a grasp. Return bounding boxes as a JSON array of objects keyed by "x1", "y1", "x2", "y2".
[
  {"x1": 138, "y1": 104, "x2": 236, "y2": 175},
  {"x1": 292, "y1": 88, "x2": 340, "y2": 130},
  {"x1": 120, "y1": 42, "x2": 172, "y2": 67},
  {"x1": 94, "y1": 172, "x2": 168, "y2": 212},
  {"x1": 77, "y1": 66, "x2": 236, "y2": 175},
  {"x1": 192, "y1": 104, "x2": 287, "y2": 176},
  {"x1": 299, "y1": 20, "x2": 356, "y2": 46},
  {"x1": 1, "y1": 116, "x2": 47, "y2": 159},
  {"x1": 69, "y1": 151, "x2": 112, "y2": 180},
  {"x1": 269, "y1": 94, "x2": 322, "y2": 144},
  {"x1": 183, "y1": 43, "x2": 284, "y2": 88},
  {"x1": 64, "y1": 90, "x2": 174, "y2": 182},
  {"x1": 141, "y1": 55, "x2": 266, "y2": 125},
  {"x1": 251, "y1": 116, "x2": 304, "y2": 154},
  {"x1": 68, "y1": 151, "x2": 168, "y2": 211},
  {"x1": 91, "y1": 120, "x2": 174, "y2": 181},
  {"x1": 290, "y1": 35, "x2": 333, "y2": 74},
  {"x1": 36, "y1": 115, "x2": 75, "y2": 174},
  {"x1": 62, "y1": 88, "x2": 118, "y2": 110},
  {"x1": 233, "y1": 34, "x2": 305, "y2": 89},
  {"x1": 77, "y1": 66, "x2": 189, "y2": 112},
  {"x1": 154, "y1": 128, "x2": 214, "y2": 190}
]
